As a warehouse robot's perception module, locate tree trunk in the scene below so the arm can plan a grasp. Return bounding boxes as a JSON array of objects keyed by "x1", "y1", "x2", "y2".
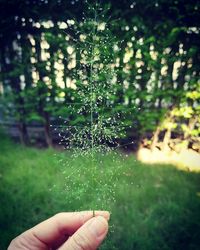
[
  {"x1": 151, "y1": 126, "x2": 160, "y2": 150},
  {"x1": 35, "y1": 35, "x2": 53, "y2": 147},
  {"x1": 18, "y1": 121, "x2": 29, "y2": 145},
  {"x1": 7, "y1": 42, "x2": 29, "y2": 145},
  {"x1": 44, "y1": 111, "x2": 53, "y2": 147},
  {"x1": 162, "y1": 128, "x2": 171, "y2": 151},
  {"x1": 183, "y1": 116, "x2": 198, "y2": 149}
]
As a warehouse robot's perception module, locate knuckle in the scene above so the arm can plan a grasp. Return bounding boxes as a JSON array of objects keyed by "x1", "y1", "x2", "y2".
[
  {"x1": 54, "y1": 212, "x2": 65, "y2": 219},
  {"x1": 71, "y1": 231, "x2": 93, "y2": 250},
  {"x1": 8, "y1": 234, "x2": 30, "y2": 250},
  {"x1": 8, "y1": 231, "x2": 45, "y2": 250},
  {"x1": 7, "y1": 238, "x2": 17, "y2": 250}
]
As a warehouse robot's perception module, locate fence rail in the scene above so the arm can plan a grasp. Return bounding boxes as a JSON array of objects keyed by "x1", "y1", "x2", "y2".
[{"x1": 0, "y1": 121, "x2": 59, "y2": 141}]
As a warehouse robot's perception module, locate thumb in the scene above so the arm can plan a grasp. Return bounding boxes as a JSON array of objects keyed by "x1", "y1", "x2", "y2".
[{"x1": 59, "y1": 216, "x2": 109, "y2": 250}]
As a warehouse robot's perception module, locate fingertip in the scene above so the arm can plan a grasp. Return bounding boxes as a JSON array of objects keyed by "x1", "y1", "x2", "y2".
[
  {"x1": 87, "y1": 216, "x2": 108, "y2": 240},
  {"x1": 94, "y1": 210, "x2": 110, "y2": 221},
  {"x1": 79, "y1": 210, "x2": 110, "y2": 224},
  {"x1": 104, "y1": 211, "x2": 110, "y2": 221},
  {"x1": 59, "y1": 215, "x2": 109, "y2": 250}
]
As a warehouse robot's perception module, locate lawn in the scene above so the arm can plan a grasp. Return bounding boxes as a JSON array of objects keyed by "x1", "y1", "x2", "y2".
[{"x1": 0, "y1": 135, "x2": 200, "y2": 250}]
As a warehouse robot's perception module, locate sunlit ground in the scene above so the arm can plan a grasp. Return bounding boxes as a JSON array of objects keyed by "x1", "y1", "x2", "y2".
[
  {"x1": 137, "y1": 147, "x2": 200, "y2": 172},
  {"x1": 0, "y1": 135, "x2": 200, "y2": 249}
]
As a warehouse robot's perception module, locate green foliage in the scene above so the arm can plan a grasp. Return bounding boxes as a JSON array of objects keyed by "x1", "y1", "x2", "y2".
[{"x1": 0, "y1": 0, "x2": 199, "y2": 147}]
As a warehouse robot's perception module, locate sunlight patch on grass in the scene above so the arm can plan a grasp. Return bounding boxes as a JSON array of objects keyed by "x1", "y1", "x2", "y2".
[{"x1": 137, "y1": 147, "x2": 200, "y2": 172}]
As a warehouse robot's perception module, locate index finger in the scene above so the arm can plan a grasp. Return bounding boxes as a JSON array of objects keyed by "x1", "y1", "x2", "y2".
[{"x1": 29, "y1": 211, "x2": 110, "y2": 246}]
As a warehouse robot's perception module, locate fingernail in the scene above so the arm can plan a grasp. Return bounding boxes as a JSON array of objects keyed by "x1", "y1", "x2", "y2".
[
  {"x1": 104, "y1": 211, "x2": 110, "y2": 221},
  {"x1": 88, "y1": 216, "x2": 108, "y2": 237}
]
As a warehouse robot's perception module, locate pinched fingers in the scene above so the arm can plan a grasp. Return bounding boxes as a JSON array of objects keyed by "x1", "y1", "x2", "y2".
[
  {"x1": 8, "y1": 211, "x2": 110, "y2": 250},
  {"x1": 58, "y1": 216, "x2": 109, "y2": 250}
]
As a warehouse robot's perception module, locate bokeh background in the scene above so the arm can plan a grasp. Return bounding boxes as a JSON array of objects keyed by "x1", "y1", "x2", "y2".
[{"x1": 0, "y1": 0, "x2": 200, "y2": 249}]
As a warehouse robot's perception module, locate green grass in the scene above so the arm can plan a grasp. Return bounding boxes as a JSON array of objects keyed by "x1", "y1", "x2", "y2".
[{"x1": 0, "y1": 135, "x2": 200, "y2": 249}]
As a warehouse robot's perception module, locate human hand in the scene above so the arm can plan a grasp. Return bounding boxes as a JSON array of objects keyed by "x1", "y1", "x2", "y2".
[{"x1": 8, "y1": 211, "x2": 110, "y2": 250}]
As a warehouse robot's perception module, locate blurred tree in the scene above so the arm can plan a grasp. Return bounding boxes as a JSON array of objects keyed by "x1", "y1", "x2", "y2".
[{"x1": 0, "y1": 0, "x2": 199, "y2": 151}]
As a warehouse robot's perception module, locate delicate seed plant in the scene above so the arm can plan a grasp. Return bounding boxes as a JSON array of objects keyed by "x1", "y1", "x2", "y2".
[{"x1": 53, "y1": 2, "x2": 135, "y2": 211}]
